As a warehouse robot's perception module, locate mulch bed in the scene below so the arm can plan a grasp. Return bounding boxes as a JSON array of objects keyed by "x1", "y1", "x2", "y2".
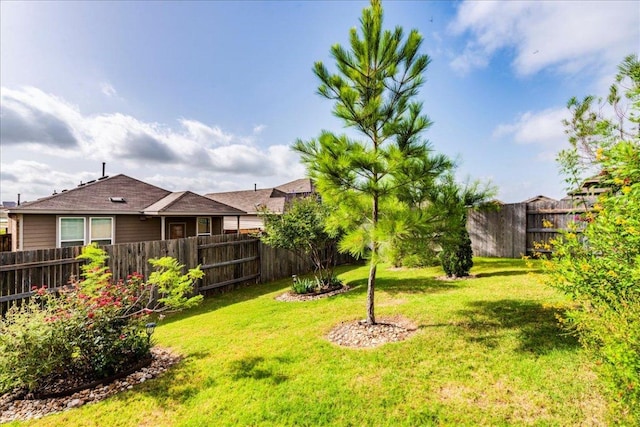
[
  {"x1": 275, "y1": 285, "x2": 353, "y2": 302},
  {"x1": 326, "y1": 315, "x2": 419, "y2": 348},
  {"x1": 0, "y1": 347, "x2": 181, "y2": 424}
]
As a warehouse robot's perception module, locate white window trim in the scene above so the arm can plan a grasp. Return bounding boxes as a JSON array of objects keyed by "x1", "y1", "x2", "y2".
[
  {"x1": 58, "y1": 217, "x2": 86, "y2": 248},
  {"x1": 89, "y1": 217, "x2": 115, "y2": 245},
  {"x1": 197, "y1": 216, "x2": 212, "y2": 236},
  {"x1": 57, "y1": 216, "x2": 115, "y2": 248}
]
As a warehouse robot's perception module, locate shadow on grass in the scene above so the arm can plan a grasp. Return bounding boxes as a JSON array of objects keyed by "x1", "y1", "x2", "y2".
[
  {"x1": 159, "y1": 264, "x2": 364, "y2": 326},
  {"x1": 456, "y1": 299, "x2": 578, "y2": 354},
  {"x1": 227, "y1": 356, "x2": 289, "y2": 385},
  {"x1": 122, "y1": 358, "x2": 209, "y2": 407},
  {"x1": 119, "y1": 353, "x2": 290, "y2": 408},
  {"x1": 340, "y1": 276, "x2": 458, "y2": 298},
  {"x1": 475, "y1": 269, "x2": 543, "y2": 278}
]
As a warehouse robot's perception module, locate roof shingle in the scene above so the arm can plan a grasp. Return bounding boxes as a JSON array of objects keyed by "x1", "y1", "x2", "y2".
[{"x1": 9, "y1": 174, "x2": 244, "y2": 216}]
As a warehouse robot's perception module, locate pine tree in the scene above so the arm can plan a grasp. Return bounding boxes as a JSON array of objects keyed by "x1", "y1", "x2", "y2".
[{"x1": 294, "y1": 0, "x2": 450, "y2": 324}]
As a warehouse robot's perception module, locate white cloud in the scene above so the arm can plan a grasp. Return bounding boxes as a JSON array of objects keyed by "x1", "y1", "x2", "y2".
[
  {"x1": 0, "y1": 160, "x2": 97, "y2": 203},
  {"x1": 493, "y1": 107, "x2": 569, "y2": 160},
  {"x1": 449, "y1": 1, "x2": 639, "y2": 78},
  {"x1": 179, "y1": 119, "x2": 234, "y2": 146},
  {"x1": 0, "y1": 87, "x2": 82, "y2": 152},
  {"x1": 100, "y1": 82, "x2": 118, "y2": 98},
  {"x1": 253, "y1": 124, "x2": 266, "y2": 134},
  {"x1": 0, "y1": 86, "x2": 306, "y2": 201}
]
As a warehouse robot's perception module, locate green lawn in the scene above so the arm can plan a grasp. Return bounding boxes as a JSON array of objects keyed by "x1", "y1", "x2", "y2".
[{"x1": 15, "y1": 258, "x2": 607, "y2": 426}]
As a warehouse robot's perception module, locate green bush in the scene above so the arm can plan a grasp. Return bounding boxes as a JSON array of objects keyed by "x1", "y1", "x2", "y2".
[
  {"x1": 0, "y1": 282, "x2": 151, "y2": 394},
  {"x1": 0, "y1": 299, "x2": 72, "y2": 393},
  {"x1": 291, "y1": 277, "x2": 317, "y2": 295},
  {"x1": 547, "y1": 179, "x2": 640, "y2": 423},
  {"x1": 440, "y1": 228, "x2": 473, "y2": 277},
  {"x1": 386, "y1": 237, "x2": 440, "y2": 268},
  {"x1": 0, "y1": 245, "x2": 203, "y2": 395},
  {"x1": 291, "y1": 275, "x2": 343, "y2": 295},
  {"x1": 320, "y1": 275, "x2": 343, "y2": 289}
]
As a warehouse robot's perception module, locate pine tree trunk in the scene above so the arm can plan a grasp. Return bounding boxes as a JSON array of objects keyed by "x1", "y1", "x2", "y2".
[
  {"x1": 367, "y1": 193, "x2": 379, "y2": 325},
  {"x1": 366, "y1": 261, "x2": 376, "y2": 324}
]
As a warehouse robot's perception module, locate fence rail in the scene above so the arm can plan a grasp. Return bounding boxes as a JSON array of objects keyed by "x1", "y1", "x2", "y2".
[{"x1": 1, "y1": 234, "x2": 353, "y2": 314}]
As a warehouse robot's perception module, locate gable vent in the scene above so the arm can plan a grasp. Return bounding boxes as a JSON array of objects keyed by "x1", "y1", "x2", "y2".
[{"x1": 109, "y1": 197, "x2": 127, "y2": 203}]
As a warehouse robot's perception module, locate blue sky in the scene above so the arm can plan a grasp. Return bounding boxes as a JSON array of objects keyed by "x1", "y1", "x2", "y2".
[{"x1": 1, "y1": 0, "x2": 638, "y2": 204}]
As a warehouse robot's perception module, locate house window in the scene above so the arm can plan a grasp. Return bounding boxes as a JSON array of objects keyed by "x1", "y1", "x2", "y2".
[
  {"x1": 197, "y1": 217, "x2": 211, "y2": 236},
  {"x1": 90, "y1": 217, "x2": 113, "y2": 245},
  {"x1": 59, "y1": 217, "x2": 114, "y2": 247},
  {"x1": 59, "y1": 217, "x2": 85, "y2": 247}
]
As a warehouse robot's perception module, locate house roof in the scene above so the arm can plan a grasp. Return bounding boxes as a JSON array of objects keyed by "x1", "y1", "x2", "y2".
[
  {"x1": 275, "y1": 178, "x2": 314, "y2": 195},
  {"x1": 205, "y1": 178, "x2": 316, "y2": 215},
  {"x1": 206, "y1": 188, "x2": 286, "y2": 214},
  {"x1": 8, "y1": 174, "x2": 244, "y2": 216},
  {"x1": 522, "y1": 195, "x2": 557, "y2": 204},
  {"x1": 143, "y1": 191, "x2": 244, "y2": 216}
]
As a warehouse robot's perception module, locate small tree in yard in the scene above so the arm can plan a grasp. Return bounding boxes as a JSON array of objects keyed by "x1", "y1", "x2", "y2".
[
  {"x1": 435, "y1": 175, "x2": 495, "y2": 277},
  {"x1": 259, "y1": 196, "x2": 341, "y2": 288},
  {"x1": 294, "y1": 0, "x2": 451, "y2": 324},
  {"x1": 547, "y1": 54, "x2": 639, "y2": 424}
]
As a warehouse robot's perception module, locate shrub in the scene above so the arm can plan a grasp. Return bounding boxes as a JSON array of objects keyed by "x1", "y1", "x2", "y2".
[
  {"x1": 291, "y1": 277, "x2": 317, "y2": 295},
  {"x1": 546, "y1": 180, "x2": 640, "y2": 423},
  {"x1": 0, "y1": 299, "x2": 72, "y2": 393},
  {"x1": 548, "y1": 54, "x2": 639, "y2": 423},
  {"x1": 385, "y1": 237, "x2": 440, "y2": 268},
  {"x1": 291, "y1": 274, "x2": 343, "y2": 295},
  {"x1": 260, "y1": 197, "x2": 341, "y2": 284},
  {"x1": 0, "y1": 244, "x2": 203, "y2": 395},
  {"x1": 320, "y1": 275, "x2": 343, "y2": 289},
  {"x1": 440, "y1": 228, "x2": 473, "y2": 277}
]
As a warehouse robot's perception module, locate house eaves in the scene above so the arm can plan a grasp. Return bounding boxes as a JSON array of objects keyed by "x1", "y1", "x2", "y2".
[{"x1": 7, "y1": 208, "x2": 145, "y2": 215}]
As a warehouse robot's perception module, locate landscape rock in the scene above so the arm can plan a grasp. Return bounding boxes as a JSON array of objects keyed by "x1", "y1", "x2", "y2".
[
  {"x1": 326, "y1": 315, "x2": 418, "y2": 348},
  {"x1": 0, "y1": 347, "x2": 181, "y2": 424}
]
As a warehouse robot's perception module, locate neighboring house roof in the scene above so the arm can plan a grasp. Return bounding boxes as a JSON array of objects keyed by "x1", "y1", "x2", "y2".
[
  {"x1": 8, "y1": 174, "x2": 244, "y2": 216},
  {"x1": 206, "y1": 178, "x2": 315, "y2": 215},
  {"x1": 522, "y1": 195, "x2": 557, "y2": 204},
  {"x1": 206, "y1": 188, "x2": 286, "y2": 214},
  {"x1": 275, "y1": 178, "x2": 314, "y2": 195}
]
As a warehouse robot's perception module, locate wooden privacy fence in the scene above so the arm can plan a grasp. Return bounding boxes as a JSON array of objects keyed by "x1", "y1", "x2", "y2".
[
  {"x1": 467, "y1": 197, "x2": 590, "y2": 258},
  {"x1": 1, "y1": 234, "x2": 353, "y2": 314}
]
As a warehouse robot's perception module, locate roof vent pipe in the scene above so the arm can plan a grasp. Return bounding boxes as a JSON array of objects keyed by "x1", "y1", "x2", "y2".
[
  {"x1": 102, "y1": 162, "x2": 106, "y2": 178},
  {"x1": 254, "y1": 183, "x2": 257, "y2": 191},
  {"x1": 17, "y1": 193, "x2": 21, "y2": 206}
]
